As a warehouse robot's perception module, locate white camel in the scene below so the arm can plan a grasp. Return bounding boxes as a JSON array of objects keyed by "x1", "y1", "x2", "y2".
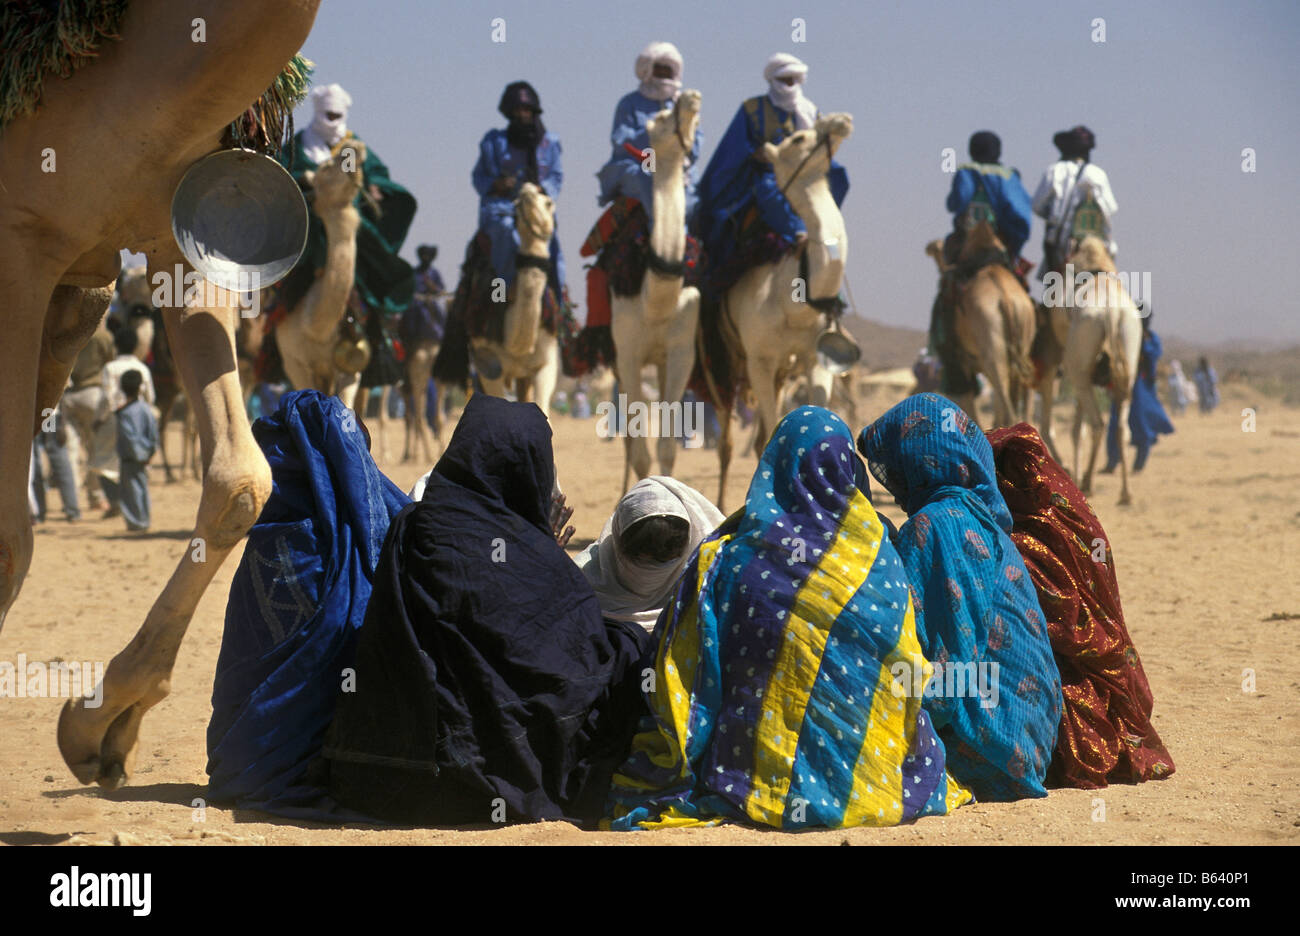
[
  {"x1": 471, "y1": 182, "x2": 559, "y2": 410},
  {"x1": 610, "y1": 89, "x2": 703, "y2": 493},
  {"x1": 712, "y1": 113, "x2": 853, "y2": 507},
  {"x1": 1041, "y1": 235, "x2": 1142, "y2": 505}
]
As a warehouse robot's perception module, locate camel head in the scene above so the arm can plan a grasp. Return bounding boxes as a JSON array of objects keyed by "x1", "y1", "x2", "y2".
[
  {"x1": 303, "y1": 139, "x2": 367, "y2": 214},
  {"x1": 959, "y1": 220, "x2": 1007, "y2": 263},
  {"x1": 759, "y1": 112, "x2": 853, "y2": 193},
  {"x1": 515, "y1": 181, "x2": 556, "y2": 244},
  {"x1": 924, "y1": 239, "x2": 950, "y2": 274},
  {"x1": 1068, "y1": 234, "x2": 1116, "y2": 274},
  {"x1": 646, "y1": 88, "x2": 701, "y2": 161}
]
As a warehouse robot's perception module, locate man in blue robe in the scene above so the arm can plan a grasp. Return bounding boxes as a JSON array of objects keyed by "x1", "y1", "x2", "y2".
[
  {"x1": 694, "y1": 53, "x2": 849, "y2": 293},
  {"x1": 473, "y1": 81, "x2": 566, "y2": 292},
  {"x1": 930, "y1": 131, "x2": 1034, "y2": 397},
  {"x1": 1105, "y1": 309, "x2": 1173, "y2": 473},
  {"x1": 114, "y1": 370, "x2": 157, "y2": 532},
  {"x1": 596, "y1": 41, "x2": 702, "y2": 226}
]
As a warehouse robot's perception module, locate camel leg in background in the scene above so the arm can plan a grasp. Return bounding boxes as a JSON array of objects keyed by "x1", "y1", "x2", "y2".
[
  {"x1": 58, "y1": 262, "x2": 271, "y2": 787},
  {"x1": 716, "y1": 404, "x2": 733, "y2": 511},
  {"x1": 404, "y1": 342, "x2": 437, "y2": 464},
  {"x1": 530, "y1": 338, "x2": 559, "y2": 420}
]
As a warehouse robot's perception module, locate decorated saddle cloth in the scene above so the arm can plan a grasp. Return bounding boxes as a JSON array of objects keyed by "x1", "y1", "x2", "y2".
[
  {"x1": 987, "y1": 424, "x2": 1174, "y2": 788},
  {"x1": 432, "y1": 231, "x2": 581, "y2": 385},
  {"x1": 606, "y1": 406, "x2": 973, "y2": 830}
]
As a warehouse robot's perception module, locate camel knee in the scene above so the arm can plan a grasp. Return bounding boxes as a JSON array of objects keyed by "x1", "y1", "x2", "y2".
[{"x1": 195, "y1": 455, "x2": 271, "y2": 551}]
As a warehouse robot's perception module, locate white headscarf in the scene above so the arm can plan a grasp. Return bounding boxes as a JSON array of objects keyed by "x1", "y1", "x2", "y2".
[
  {"x1": 576, "y1": 476, "x2": 724, "y2": 631},
  {"x1": 763, "y1": 53, "x2": 817, "y2": 130},
  {"x1": 302, "y1": 83, "x2": 352, "y2": 164},
  {"x1": 636, "y1": 41, "x2": 684, "y2": 102}
]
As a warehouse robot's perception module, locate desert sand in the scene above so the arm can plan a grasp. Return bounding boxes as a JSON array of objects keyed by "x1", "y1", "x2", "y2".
[{"x1": 2, "y1": 379, "x2": 1297, "y2": 846}]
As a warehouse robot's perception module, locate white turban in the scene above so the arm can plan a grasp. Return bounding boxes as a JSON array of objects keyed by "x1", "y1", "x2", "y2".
[
  {"x1": 763, "y1": 53, "x2": 816, "y2": 130},
  {"x1": 575, "y1": 476, "x2": 724, "y2": 630},
  {"x1": 635, "y1": 41, "x2": 684, "y2": 102},
  {"x1": 302, "y1": 83, "x2": 352, "y2": 164}
]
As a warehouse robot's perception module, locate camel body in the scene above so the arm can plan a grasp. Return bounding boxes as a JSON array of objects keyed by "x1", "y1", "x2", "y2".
[
  {"x1": 471, "y1": 183, "x2": 559, "y2": 410},
  {"x1": 609, "y1": 90, "x2": 703, "y2": 493},
  {"x1": 0, "y1": 0, "x2": 320, "y2": 787},
  {"x1": 1039, "y1": 235, "x2": 1142, "y2": 505},
  {"x1": 714, "y1": 114, "x2": 853, "y2": 508},
  {"x1": 924, "y1": 221, "x2": 1036, "y2": 428}
]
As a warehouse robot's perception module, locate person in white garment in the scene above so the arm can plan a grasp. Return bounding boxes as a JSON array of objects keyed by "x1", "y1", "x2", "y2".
[{"x1": 1032, "y1": 125, "x2": 1119, "y2": 278}]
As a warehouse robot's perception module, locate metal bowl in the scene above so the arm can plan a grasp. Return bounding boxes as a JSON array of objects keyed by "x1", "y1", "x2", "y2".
[
  {"x1": 816, "y1": 327, "x2": 861, "y2": 375},
  {"x1": 171, "y1": 149, "x2": 308, "y2": 292}
]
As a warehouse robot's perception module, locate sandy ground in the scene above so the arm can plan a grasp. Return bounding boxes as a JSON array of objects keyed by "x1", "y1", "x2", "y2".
[{"x1": 2, "y1": 383, "x2": 1298, "y2": 846}]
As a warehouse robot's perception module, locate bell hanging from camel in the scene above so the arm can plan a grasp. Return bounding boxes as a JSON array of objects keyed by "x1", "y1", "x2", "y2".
[
  {"x1": 170, "y1": 148, "x2": 309, "y2": 292},
  {"x1": 815, "y1": 315, "x2": 861, "y2": 376}
]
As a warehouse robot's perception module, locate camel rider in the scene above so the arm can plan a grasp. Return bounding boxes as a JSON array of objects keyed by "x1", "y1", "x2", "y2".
[
  {"x1": 694, "y1": 53, "x2": 849, "y2": 294},
  {"x1": 1032, "y1": 124, "x2": 1118, "y2": 278},
  {"x1": 280, "y1": 83, "x2": 417, "y2": 387},
  {"x1": 596, "y1": 41, "x2": 702, "y2": 226},
  {"x1": 402, "y1": 245, "x2": 448, "y2": 348},
  {"x1": 929, "y1": 131, "x2": 1033, "y2": 399},
  {"x1": 942, "y1": 131, "x2": 1033, "y2": 264},
  {"x1": 473, "y1": 81, "x2": 565, "y2": 293}
]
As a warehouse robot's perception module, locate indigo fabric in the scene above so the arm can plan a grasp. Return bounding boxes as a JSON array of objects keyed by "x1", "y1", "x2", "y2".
[
  {"x1": 859, "y1": 394, "x2": 1062, "y2": 801},
  {"x1": 324, "y1": 393, "x2": 650, "y2": 826},
  {"x1": 206, "y1": 390, "x2": 408, "y2": 818},
  {"x1": 607, "y1": 406, "x2": 972, "y2": 830}
]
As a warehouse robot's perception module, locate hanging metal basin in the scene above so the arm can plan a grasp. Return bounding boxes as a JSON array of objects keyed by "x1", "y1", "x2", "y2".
[{"x1": 171, "y1": 148, "x2": 308, "y2": 292}]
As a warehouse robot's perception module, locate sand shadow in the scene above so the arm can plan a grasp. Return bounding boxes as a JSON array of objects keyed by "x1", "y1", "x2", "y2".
[
  {"x1": 100, "y1": 528, "x2": 194, "y2": 541},
  {"x1": 42, "y1": 780, "x2": 202, "y2": 804},
  {"x1": 0, "y1": 830, "x2": 77, "y2": 845}
]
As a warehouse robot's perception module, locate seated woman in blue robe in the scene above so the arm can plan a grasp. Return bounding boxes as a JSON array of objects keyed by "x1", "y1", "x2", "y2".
[
  {"x1": 1106, "y1": 311, "x2": 1174, "y2": 473},
  {"x1": 206, "y1": 390, "x2": 408, "y2": 820},
  {"x1": 694, "y1": 53, "x2": 849, "y2": 291},
  {"x1": 858, "y1": 394, "x2": 1062, "y2": 801},
  {"x1": 473, "y1": 81, "x2": 566, "y2": 292},
  {"x1": 323, "y1": 394, "x2": 652, "y2": 826},
  {"x1": 596, "y1": 41, "x2": 702, "y2": 227}
]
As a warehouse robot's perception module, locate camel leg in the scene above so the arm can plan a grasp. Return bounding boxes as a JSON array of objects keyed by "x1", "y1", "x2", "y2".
[
  {"x1": 336, "y1": 371, "x2": 361, "y2": 411},
  {"x1": 0, "y1": 273, "x2": 67, "y2": 628},
  {"x1": 405, "y1": 343, "x2": 437, "y2": 464},
  {"x1": 750, "y1": 357, "x2": 781, "y2": 457},
  {"x1": 1115, "y1": 396, "x2": 1134, "y2": 506},
  {"x1": 1039, "y1": 373, "x2": 1063, "y2": 464},
  {"x1": 58, "y1": 272, "x2": 271, "y2": 788},
  {"x1": 716, "y1": 405, "x2": 733, "y2": 511},
  {"x1": 531, "y1": 338, "x2": 559, "y2": 419},
  {"x1": 951, "y1": 390, "x2": 981, "y2": 429}
]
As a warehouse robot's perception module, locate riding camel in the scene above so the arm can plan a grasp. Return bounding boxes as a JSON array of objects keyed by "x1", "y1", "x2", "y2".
[
  {"x1": 712, "y1": 113, "x2": 853, "y2": 508},
  {"x1": 472, "y1": 182, "x2": 560, "y2": 410},
  {"x1": 609, "y1": 89, "x2": 703, "y2": 493},
  {"x1": 1039, "y1": 234, "x2": 1142, "y2": 505},
  {"x1": 924, "y1": 221, "x2": 1035, "y2": 428},
  {"x1": 0, "y1": 0, "x2": 320, "y2": 789}
]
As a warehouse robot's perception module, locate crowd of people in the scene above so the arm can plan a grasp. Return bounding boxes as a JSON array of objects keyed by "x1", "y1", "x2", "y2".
[{"x1": 200, "y1": 387, "x2": 1174, "y2": 830}]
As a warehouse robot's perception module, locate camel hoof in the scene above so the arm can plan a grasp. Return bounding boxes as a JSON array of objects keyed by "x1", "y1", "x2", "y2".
[
  {"x1": 1119, "y1": 493, "x2": 1133, "y2": 507},
  {"x1": 98, "y1": 761, "x2": 128, "y2": 791},
  {"x1": 58, "y1": 700, "x2": 106, "y2": 785}
]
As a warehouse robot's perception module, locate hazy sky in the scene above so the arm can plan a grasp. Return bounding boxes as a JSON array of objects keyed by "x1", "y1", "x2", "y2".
[{"x1": 287, "y1": 0, "x2": 1300, "y2": 345}]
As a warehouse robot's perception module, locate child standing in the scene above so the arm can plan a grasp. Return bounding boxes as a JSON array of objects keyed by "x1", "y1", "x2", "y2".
[{"x1": 115, "y1": 370, "x2": 158, "y2": 532}]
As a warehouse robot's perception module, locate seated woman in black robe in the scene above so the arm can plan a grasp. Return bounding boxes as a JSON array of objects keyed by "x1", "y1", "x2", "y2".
[{"x1": 323, "y1": 393, "x2": 651, "y2": 826}]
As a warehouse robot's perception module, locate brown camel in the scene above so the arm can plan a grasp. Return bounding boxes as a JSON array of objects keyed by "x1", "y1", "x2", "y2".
[
  {"x1": 925, "y1": 221, "x2": 1035, "y2": 428},
  {"x1": 0, "y1": 0, "x2": 320, "y2": 789}
]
